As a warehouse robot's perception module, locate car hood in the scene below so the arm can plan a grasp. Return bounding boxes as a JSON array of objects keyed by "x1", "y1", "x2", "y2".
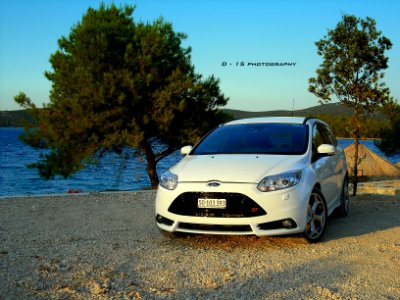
[{"x1": 171, "y1": 154, "x2": 308, "y2": 183}]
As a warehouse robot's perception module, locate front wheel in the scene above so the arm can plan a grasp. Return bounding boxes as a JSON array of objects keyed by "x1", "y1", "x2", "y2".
[
  {"x1": 334, "y1": 177, "x2": 350, "y2": 217},
  {"x1": 303, "y1": 188, "x2": 327, "y2": 243}
]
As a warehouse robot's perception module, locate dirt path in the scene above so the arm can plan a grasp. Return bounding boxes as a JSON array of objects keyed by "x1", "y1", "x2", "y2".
[{"x1": 1, "y1": 192, "x2": 399, "y2": 299}]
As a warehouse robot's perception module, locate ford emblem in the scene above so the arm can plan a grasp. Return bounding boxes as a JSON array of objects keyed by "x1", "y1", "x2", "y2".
[{"x1": 207, "y1": 181, "x2": 221, "y2": 187}]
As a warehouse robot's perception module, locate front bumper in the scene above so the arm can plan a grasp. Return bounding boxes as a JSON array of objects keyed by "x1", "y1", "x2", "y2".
[{"x1": 155, "y1": 182, "x2": 310, "y2": 236}]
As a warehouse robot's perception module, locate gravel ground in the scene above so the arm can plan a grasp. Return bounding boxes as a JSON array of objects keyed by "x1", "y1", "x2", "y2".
[{"x1": 0, "y1": 191, "x2": 399, "y2": 299}]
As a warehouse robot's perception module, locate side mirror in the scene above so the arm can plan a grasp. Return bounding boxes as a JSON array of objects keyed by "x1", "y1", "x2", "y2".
[
  {"x1": 317, "y1": 144, "x2": 336, "y2": 156},
  {"x1": 180, "y1": 145, "x2": 193, "y2": 156}
]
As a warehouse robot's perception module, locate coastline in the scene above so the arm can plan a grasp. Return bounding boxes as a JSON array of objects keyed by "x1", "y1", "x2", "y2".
[
  {"x1": 0, "y1": 189, "x2": 156, "y2": 200},
  {"x1": 1, "y1": 191, "x2": 399, "y2": 299},
  {"x1": 336, "y1": 137, "x2": 381, "y2": 140}
]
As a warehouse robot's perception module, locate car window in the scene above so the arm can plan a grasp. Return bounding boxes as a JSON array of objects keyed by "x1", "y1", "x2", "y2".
[
  {"x1": 325, "y1": 125, "x2": 337, "y2": 146},
  {"x1": 192, "y1": 123, "x2": 308, "y2": 155},
  {"x1": 312, "y1": 123, "x2": 335, "y2": 150}
]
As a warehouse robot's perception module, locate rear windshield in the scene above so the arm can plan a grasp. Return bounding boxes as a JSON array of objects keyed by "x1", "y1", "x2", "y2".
[{"x1": 192, "y1": 123, "x2": 308, "y2": 155}]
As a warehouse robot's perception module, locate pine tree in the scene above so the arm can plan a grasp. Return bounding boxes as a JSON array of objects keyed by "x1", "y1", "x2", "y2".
[
  {"x1": 15, "y1": 4, "x2": 229, "y2": 188},
  {"x1": 309, "y1": 14, "x2": 392, "y2": 195}
]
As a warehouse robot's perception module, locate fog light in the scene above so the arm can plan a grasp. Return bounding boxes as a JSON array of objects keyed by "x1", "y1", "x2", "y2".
[
  {"x1": 156, "y1": 214, "x2": 174, "y2": 226},
  {"x1": 282, "y1": 219, "x2": 294, "y2": 228}
]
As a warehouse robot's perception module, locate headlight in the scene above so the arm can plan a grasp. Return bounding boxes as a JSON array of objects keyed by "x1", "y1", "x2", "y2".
[
  {"x1": 160, "y1": 171, "x2": 178, "y2": 190},
  {"x1": 257, "y1": 170, "x2": 301, "y2": 192}
]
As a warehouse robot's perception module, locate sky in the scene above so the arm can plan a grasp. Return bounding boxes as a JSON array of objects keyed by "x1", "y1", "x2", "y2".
[{"x1": 0, "y1": 0, "x2": 399, "y2": 112}]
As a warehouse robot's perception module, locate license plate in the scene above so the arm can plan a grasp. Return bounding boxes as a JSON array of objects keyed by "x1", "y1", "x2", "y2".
[{"x1": 197, "y1": 198, "x2": 227, "y2": 209}]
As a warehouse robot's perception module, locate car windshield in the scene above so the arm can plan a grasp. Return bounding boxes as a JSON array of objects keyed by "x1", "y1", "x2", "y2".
[{"x1": 192, "y1": 123, "x2": 308, "y2": 155}]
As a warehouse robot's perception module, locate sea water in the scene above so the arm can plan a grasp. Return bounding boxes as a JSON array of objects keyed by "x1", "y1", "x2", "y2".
[{"x1": 0, "y1": 128, "x2": 180, "y2": 196}]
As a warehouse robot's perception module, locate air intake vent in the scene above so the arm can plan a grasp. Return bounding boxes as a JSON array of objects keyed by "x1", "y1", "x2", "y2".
[{"x1": 168, "y1": 192, "x2": 266, "y2": 218}]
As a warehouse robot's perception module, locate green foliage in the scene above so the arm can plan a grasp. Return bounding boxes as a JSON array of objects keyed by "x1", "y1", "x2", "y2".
[
  {"x1": 314, "y1": 114, "x2": 388, "y2": 138},
  {"x1": 308, "y1": 14, "x2": 392, "y2": 195},
  {"x1": 375, "y1": 98, "x2": 400, "y2": 156},
  {"x1": 15, "y1": 4, "x2": 228, "y2": 187}
]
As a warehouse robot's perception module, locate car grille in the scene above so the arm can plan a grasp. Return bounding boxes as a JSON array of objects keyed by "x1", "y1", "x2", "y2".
[{"x1": 168, "y1": 192, "x2": 266, "y2": 218}]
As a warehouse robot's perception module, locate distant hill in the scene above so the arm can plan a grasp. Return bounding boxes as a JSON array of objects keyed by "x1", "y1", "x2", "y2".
[
  {"x1": 0, "y1": 103, "x2": 386, "y2": 127},
  {"x1": 222, "y1": 102, "x2": 385, "y2": 120},
  {"x1": 0, "y1": 110, "x2": 34, "y2": 127}
]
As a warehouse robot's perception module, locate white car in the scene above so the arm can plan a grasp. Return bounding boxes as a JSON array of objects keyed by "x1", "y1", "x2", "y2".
[{"x1": 155, "y1": 117, "x2": 349, "y2": 242}]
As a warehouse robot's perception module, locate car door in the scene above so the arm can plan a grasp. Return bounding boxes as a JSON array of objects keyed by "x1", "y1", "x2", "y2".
[{"x1": 311, "y1": 122, "x2": 341, "y2": 212}]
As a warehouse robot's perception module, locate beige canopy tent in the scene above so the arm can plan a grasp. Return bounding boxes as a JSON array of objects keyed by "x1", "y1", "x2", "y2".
[{"x1": 344, "y1": 143, "x2": 400, "y2": 180}]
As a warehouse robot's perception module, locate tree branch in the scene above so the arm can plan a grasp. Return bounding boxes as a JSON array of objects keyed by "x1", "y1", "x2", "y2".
[{"x1": 155, "y1": 147, "x2": 179, "y2": 164}]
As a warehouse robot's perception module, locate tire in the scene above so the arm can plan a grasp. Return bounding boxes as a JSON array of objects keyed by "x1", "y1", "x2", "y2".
[
  {"x1": 334, "y1": 177, "x2": 350, "y2": 217},
  {"x1": 303, "y1": 188, "x2": 327, "y2": 243}
]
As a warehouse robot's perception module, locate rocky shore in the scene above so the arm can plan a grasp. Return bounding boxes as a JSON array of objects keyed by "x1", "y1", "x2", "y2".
[{"x1": 1, "y1": 191, "x2": 399, "y2": 299}]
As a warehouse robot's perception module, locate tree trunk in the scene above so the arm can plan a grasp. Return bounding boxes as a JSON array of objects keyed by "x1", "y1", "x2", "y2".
[
  {"x1": 140, "y1": 140, "x2": 159, "y2": 189},
  {"x1": 352, "y1": 137, "x2": 359, "y2": 196},
  {"x1": 351, "y1": 108, "x2": 362, "y2": 197}
]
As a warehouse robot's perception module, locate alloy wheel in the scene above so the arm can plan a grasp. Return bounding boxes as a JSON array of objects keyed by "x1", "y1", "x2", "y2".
[{"x1": 304, "y1": 189, "x2": 327, "y2": 242}]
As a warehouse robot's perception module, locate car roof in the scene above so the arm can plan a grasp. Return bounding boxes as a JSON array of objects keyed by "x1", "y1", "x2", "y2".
[{"x1": 224, "y1": 117, "x2": 307, "y2": 126}]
